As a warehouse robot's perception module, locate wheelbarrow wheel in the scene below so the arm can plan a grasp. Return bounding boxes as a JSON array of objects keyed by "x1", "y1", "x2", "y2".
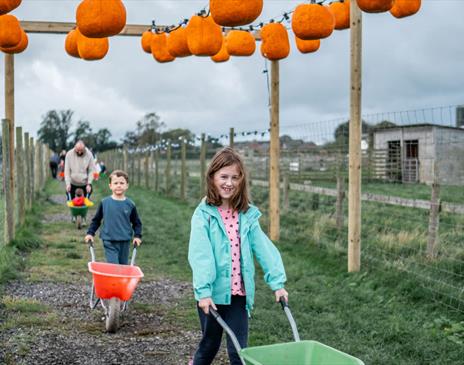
[
  {"x1": 106, "y1": 297, "x2": 120, "y2": 333},
  {"x1": 76, "y1": 215, "x2": 82, "y2": 230}
]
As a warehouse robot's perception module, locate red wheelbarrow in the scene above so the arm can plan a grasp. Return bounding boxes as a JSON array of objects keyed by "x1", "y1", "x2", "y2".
[{"x1": 87, "y1": 242, "x2": 144, "y2": 333}]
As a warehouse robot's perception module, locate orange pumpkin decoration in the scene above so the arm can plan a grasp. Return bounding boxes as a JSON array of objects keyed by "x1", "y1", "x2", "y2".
[
  {"x1": 76, "y1": 28, "x2": 109, "y2": 60},
  {"x1": 76, "y1": 0, "x2": 126, "y2": 38},
  {"x1": 141, "y1": 30, "x2": 152, "y2": 53},
  {"x1": 0, "y1": 27, "x2": 27, "y2": 54},
  {"x1": 210, "y1": 0, "x2": 263, "y2": 26},
  {"x1": 211, "y1": 36, "x2": 230, "y2": 62},
  {"x1": 390, "y1": 0, "x2": 421, "y2": 18},
  {"x1": 295, "y1": 36, "x2": 320, "y2": 54},
  {"x1": 0, "y1": 0, "x2": 21, "y2": 15},
  {"x1": 186, "y1": 15, "x2": 223, "y2": 56},
  {"x1": 0, "y1": 14, "x2": 21, "y2": 48},
  {"x1": 329, "y1": 0, "x2": 350, "y2": 30},
  {"x1": 65, "y1": 29, "x2": 80, "y2": 58},
  {"x1": 292, "y1": 4, "x2": 335, "y2": 41},
  {"x1": 356, "y1": 0, "x2": 394, "y2": 13},
  {"x1": 226, "y1": 30, "x2": 255, "y2": 57},
  {"x1": 260, "y1": 23, "x2": 290, "y2": 61},
  {"x1": 151, "y1": 32, "x2": 175, "y2": 63},
  {"x1": 167, "y1": 27, "x2": 191, "y2": 58}
]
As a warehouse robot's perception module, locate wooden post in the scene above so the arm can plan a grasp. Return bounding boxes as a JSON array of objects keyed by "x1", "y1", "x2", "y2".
[
  {"x1": 427, "y1": 183, "x2": 441, "y2": 259},
  {"x1": 336, "y1": 175, "x2": 345, "y2": 231},
  {"x1": 38, "y1": 143, "x2": 44, "y2": 189},
  {"x1": 200, "y1": 133, "x2": 206, "y2": 198},
  {"x1": 180, "y1": 139, "x2": 187, "y2": 200},
  {"x1": 5, "y1": 54, "x2": 15, "y2": 221},
  {"x1": 283, "y1": 174, "x2": 289, "y2": 213},
  {"x1": 16, "y1": 126, "x2": 25, "y2": 225},
  {"x1": 2, "y1": 119, "x2": 14, "y2": 242},
  {"x1": 348, "y1": 1, "x2": 362, "y2": 272},
  {"x1": 144, "y1": 152, "x2": 149, "y2": 189},
  {"x1": 34, "y1": 141, "x2": 40, "y2": 192},
  {"x1": 230, "y1": 127, "x2": 234, "y2": 148},
  {"x1": 155, "y1": 149, "x2": 159, "y2": 192},
  {"x1": 30, "y1": 137, "x2": 35, "y2": 200},
  {"x1": 136, "y1": 154, "x2": 141, "y2": 186},
  {"x1": 123, "y1": 145, "x2": 128, "y2": 172},
  {"x1": 269, "y1": 60, "x2": 280, "y2": 240},
  {"x1": 24, "y1": 132, "x2": 31, "y2": 209},
  {"x1": 165, "y1": 142, "x2": 172, "y2": 195}
]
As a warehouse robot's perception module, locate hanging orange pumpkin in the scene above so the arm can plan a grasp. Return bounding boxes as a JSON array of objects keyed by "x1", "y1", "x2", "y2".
[
  {"x1": 186, "y1": 15, "x2": 223, "y2": 56},
  {"x1": 390, "y1": 0, "x2": 421, "y2": 18},
  {"x1": 356, "y1": 0, "x2": 393, "y2": 13},
  {"x1": 329, "y1": 0, "x2": 350, "y2": 30},
  {"x1": 167, "y1": 27, "x2": 191, "y2": 58},
  {"x1": 0, "y1": 0, "x2": 21, "y2": 15},
  {"x1": 226, "y1": 30, "x2": 255, "y2": 57},
  {"x1": 76, "y1": 0, "x2": 126, "y2": 38},
  {"x1": 295, "y1": 36, "x2": 320, "y2": 54},
  {"x1": 0, "y1": 14, "x2": 21, "y2": 48},
  {"x1": 292, "y1": 4, "x2": 335, "y2": 40},
  {"x1": 65, "y1": 29, "x2": 80, "y2": 58},
  {"x1": 141, "y1": 30, "x2": 152, "y2": 53},
  {"x1": 0, "y1": 27, "x2": 27, "y2": 54},
  {"x1": 151, "y1": 32, "x2": 175, "y2": 63},
  {"x1": 76, "y1": 28, "x2": 109, "y2": 60},
  {"x1": 260, "y1": 23, "x2": 290, "y2": 61},
  {"x1": 210, "y1": 0, "x2": 263, "y2": 26},
  {"x1": 211, "y1": 36, "x2": 230, "y2": 62}
]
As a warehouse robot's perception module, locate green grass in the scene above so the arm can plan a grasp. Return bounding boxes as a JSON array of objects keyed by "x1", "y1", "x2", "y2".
[{"x1": 3, "y1": 177, "x2": 463, "y2": 364}]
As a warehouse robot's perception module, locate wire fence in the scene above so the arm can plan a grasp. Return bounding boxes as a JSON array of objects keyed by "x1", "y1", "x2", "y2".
[{"x1": 87, "y1": 104, "x2": 464, "y2": 312}]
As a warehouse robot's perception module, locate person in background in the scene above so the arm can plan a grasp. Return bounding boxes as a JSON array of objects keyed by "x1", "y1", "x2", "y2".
[
  {"x1": 188, "y1": 147, "x2": 288, "y2": 365},
  {"x1": 49, "y1": 152, "x2": 60, "y2": 179},
  {"x1": 64, "y1": 141, "x2": 96, "y2": 199},
  {"x1": 85, "y1": 170, "x2": 142, "y2": 265},
  {"x1": 71, "y1": 188, "x2": 86, "y2": 207},
  {"x1": 58, "y1": 150, "x2": 67, "y2": 181}
]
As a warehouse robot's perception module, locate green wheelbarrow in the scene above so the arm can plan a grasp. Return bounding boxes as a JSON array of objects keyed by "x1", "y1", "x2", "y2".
[
  {"x1": 210, "y1": 298, "x2": 364, "y2": 365},
  {"x1": 66, "y1": 193, "x2": 89, "y2": 230}
]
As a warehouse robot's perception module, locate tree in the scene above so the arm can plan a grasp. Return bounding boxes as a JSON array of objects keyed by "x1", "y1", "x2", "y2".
[
  {"x1": 161, "y1": 128, "x2": 195, "y2": 145},
  {"x1": 93, "y1": 128, "x2": 118, "y2": 152},
  {"x1": 73, "y1": 120, "x2": 94, "y2": 145},
  {"x1": 333, "y1": 119, "x2": 372, "y2": 152},
  {"x1": 37, "y1": 110, "x2": 73, "y2": 152},
  {"x1": 122, "y1": 112, "x2": 165, "y2": 147}
]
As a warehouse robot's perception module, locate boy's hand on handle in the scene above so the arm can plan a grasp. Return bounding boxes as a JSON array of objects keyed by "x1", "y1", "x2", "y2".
[
  {"x1": 133, "y1": 238, "x2": 142, "y2": 247},
  {"x1": 274, "y1": 288, "x2": 288, "y2": 303},
  {"x1": 84, "y1": 234, "x2": 94, "y2": 244},
  {"x1": 198, "y1": 297, "x2": 217, "y2": 315}
]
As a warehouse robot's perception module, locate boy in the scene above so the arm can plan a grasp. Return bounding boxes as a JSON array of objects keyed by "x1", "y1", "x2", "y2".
[
  {"x1": 72, "y1": 188, "x2": 86, "y2": 207},
  {"x1": 85, "y1": 170, "x2": 142, "y2": 265}
]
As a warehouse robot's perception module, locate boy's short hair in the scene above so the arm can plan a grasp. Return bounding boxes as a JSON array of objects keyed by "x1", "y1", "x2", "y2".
[
  {"x1": 109, "y1": 170, "x2": 129, "y2": 183},
  {"x1": 75, "y1": 188, "x2": 84, "y2": 197}
]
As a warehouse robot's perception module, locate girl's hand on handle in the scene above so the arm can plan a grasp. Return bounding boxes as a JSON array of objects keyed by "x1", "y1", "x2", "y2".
[
  {"x1": 133, "y1": 238, "x2": 142, "y2": 247},
  {"x1": 84, "y1": 234, "x2": 94, "y2": 244},
  {"x1": 198, "y1": 297, "x2": 217, "y2": 315},
  {"x1": 274, "y1": 288, "x2": 288, "y2": 303}
]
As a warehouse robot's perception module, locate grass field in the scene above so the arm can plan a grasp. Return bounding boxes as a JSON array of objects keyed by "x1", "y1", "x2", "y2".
[{"x1": 2, "y1": 177, "x2": 463, "y2": 364}]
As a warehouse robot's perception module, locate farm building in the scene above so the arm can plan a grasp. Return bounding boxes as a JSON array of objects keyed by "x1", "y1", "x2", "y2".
[{"x1": 372, "y1": 124, "x2": 464, "y2": 185}]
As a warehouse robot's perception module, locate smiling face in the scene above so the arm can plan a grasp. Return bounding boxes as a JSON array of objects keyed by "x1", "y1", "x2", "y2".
[
  {"x1": 213, "y1": 163, "x2": 241, "y2": 207},
  {"x1": 109, "y1": 175, "x2": 128, "y2": 198}
]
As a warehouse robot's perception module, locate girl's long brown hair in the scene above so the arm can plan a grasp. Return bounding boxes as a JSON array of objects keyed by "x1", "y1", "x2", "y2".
[{"x1": 205, "y1": 147, "x2": 250, "y2": 212}]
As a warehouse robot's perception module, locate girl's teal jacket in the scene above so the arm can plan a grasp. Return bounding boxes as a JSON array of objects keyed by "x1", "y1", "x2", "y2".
[{"x1": 188, "y1": 200, "x2": 286, "y2": 313}]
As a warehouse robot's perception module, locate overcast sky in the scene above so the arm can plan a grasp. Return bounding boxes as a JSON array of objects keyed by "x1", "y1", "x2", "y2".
[{"x1": 1, "y1": 0, "x2": 463, "y2": 143}]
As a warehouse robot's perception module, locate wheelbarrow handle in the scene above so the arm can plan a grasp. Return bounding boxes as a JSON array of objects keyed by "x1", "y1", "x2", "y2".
[
  {"x1": 66, "y1": 192, "x2": 71, "y2": 201},
  {"x1": 279, "y1": 296, "x2": 300, "y2": 342},
  {"x1": 209, "y1": 307, "x2": 246, "y2": 365},
  {"x1": 130, "y1": 246, "x2": 138, "y2": 266},
  {"x1": 87, "y1": 241, "x2": 96, "y2": 263}
]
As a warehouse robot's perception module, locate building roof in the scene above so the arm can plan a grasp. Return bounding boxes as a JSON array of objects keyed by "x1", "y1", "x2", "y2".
[{"x1": 373, "y1": 123, "x2": 464, "y2": 134}]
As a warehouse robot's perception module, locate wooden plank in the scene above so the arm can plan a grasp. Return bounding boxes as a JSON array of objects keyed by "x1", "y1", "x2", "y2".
[
  {"x1": 269, "y1": 60, "x2": 280, "y2": 241},
  {"x1": 2, "y1": 119, "x2": 14, "y2": 243},
  {"x1": 16, "y1": 126, "x2": 25, "y2": 225},
  {"x1": 348, "y1": 1, "x2": 363, "y2": 272},
  {"x1": 5, "y1": 54, "x2": 15, "y2": 233}
]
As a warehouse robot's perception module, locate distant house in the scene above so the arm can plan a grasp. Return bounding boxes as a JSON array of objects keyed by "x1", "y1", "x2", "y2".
[{"x1": 372, "y1": 124, "x2": 464, "y2": 185}]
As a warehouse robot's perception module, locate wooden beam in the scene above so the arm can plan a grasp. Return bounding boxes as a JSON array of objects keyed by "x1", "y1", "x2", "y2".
[{"x1": 20, "y1": 21, "x2": 262, "y2": 39}]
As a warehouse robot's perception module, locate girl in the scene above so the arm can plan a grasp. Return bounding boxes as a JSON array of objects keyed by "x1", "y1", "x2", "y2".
[{"x1": 188, "y1": 147, "x2": 288, "y2": 365}]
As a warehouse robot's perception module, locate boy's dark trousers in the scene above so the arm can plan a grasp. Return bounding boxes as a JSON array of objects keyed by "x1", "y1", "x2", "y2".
[
  {"x1": 103, "y1": 240, "x2": 130, "y2": 265},
  {"x1": 193, "y1": 295, "x2": 248, "y2": 365}
]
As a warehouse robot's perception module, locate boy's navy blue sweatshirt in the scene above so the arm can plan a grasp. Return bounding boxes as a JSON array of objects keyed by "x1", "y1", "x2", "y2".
[{"x1": 87, "y1": 197, "x2": 142, "y2": 241}]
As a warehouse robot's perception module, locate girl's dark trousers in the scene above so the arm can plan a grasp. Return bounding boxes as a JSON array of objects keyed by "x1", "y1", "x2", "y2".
[{"x1": 193, "y1": 295, "x2": 248, "y2": 365}]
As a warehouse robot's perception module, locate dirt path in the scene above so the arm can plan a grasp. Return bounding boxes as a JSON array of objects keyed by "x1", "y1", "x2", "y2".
[{"x1": 0, "y1": 195, "x2": 229, "y2": 365}]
